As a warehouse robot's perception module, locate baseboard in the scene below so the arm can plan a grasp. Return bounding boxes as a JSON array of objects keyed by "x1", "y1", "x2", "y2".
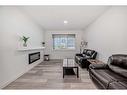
[{"x1": 0, "y1": 60, "x2": 43, "y2": 89}]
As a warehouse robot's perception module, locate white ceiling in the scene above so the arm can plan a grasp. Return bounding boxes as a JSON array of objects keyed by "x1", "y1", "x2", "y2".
[{"x1": 21, "y1": 6, "x2": 110, "y2": 30}]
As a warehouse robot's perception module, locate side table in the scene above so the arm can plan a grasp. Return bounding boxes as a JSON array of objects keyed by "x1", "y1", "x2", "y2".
[{"x1": 87, "y1": 59, "x2": 104, "y2": 70}]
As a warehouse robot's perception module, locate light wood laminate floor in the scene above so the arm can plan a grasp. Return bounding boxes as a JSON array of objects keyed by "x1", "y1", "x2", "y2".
[{"x1": 4, "y1": 59, "x2": 97, "y2": 89}]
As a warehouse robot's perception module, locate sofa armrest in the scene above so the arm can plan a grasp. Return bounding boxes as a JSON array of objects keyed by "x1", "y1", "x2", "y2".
[
  {"x1": 91, "y1": 52, "x2": 97, "y2": 59},
  {"x1": 89, "y1": 64, "x2": 108, "y2": 69},
  {"x1": 75, "y1": 53, "x2": 83, "y2": 56}
]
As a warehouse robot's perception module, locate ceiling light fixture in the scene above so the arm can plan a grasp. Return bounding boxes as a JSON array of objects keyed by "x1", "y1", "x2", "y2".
[{"x1": 64, "y1": 20, "x2": 68, "y2": 24}]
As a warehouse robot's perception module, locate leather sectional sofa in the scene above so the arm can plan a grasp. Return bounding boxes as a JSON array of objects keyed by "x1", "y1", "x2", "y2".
[
  {"x1": 75, "y1": 49, "x2": 97, "y2": 68},
  {"x1": 89, "y1": 54, "x2": 127, "y2": 89}
]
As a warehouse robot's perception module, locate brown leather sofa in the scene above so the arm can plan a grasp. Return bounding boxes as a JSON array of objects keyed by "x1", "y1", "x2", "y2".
[
  {"x1": 75, "y1": 49, "x2": 97, "y2": 68},
  {"x1": 89, "y1": 54, "x2": 127, "y2": 89}
]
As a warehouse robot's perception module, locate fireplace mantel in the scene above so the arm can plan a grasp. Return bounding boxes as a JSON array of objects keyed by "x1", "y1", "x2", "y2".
[{"x1": 18, "y1": 47, "x2": 45, "y2": 51}]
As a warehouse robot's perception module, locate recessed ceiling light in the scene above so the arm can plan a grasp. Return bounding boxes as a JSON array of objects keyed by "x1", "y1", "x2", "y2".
[{"x1": 64, "y1": 20, "x2": 68, "y2": 24}]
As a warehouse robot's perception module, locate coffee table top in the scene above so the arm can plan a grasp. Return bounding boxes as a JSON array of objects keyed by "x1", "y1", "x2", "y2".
[{"x1": 63, "y1": 58, "x2": 78, "y2": 67}]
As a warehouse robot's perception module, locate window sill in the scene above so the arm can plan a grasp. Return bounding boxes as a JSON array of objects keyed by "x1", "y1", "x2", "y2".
[{"x1": 53, "y1": 49, "x2": 76, "y2": 51}]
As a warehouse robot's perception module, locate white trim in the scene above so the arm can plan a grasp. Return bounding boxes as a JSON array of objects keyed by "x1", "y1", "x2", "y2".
[{"x1": 53, "y1": 48, "x2": 76, "y2": 51}]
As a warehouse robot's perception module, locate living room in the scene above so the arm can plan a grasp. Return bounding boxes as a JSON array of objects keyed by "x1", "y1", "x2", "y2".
[{"x1": 0, "y1": 4, "x2": 127, "y2": 91}]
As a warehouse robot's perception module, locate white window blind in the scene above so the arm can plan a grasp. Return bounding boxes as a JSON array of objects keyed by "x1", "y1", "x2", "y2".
[{"x1": 52, "y1": 34, "x2": 75, "y2": 50}]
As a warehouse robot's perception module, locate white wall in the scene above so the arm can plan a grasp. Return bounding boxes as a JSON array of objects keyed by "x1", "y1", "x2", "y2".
[
  {"x1": 0, "y1": 7, "x2": 44, "y2": 88},
  {"x1": 83, "y1": 6, "x2": 127, "y2": 62},
  {"x1": 44, "y1": 30, "x2": 83, "y2": 59}
]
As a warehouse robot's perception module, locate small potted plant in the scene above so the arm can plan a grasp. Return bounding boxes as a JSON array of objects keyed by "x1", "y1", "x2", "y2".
[{"x1": 21, "y1": 36, "x2": 30, "y2": 47}]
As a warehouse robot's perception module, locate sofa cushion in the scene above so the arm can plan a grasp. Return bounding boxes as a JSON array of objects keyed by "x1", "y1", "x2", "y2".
[
  {"x1": 118, "y1": 81, "x2": 127, "y2": 88},
  {"x1": 108, "y1": 64, "x2": 127, "y2": 78},
  {"x1": 82, "y1": 54, "x2": 90, "y2": 58},
  {"x1": 108, "y1": 81, "x2": 127, "y2": 89},
  {"x1": 90, "y1": 69, "x2": 117, "y2": 88}
]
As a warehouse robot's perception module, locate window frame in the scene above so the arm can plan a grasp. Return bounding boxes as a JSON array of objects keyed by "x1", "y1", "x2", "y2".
[{"x1": 52, "y1": 34, "x2": 76, "y2": 50}]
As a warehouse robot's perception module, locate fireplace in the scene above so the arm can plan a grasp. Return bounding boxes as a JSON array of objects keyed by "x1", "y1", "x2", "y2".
[{"x1": 29, "y1": 52, "x2": 40, "y2": 64}]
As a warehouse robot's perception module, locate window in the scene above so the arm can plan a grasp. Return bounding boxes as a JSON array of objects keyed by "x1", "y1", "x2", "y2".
[{"x1": 52, "y1": 34, "x2": 75, "y2": 50}]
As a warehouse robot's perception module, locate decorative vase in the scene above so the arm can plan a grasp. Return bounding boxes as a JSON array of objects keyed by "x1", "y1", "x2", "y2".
[
  {"x1": 23, "y1": 43, "x2": 27, "y2": 47},
  {"x1": 42, "y1": 42, "x2": 45, "y2": 47}
]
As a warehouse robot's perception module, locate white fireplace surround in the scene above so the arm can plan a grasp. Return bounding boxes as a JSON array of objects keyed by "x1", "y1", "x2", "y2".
[{"x1": 18, "y1": 47, "x2": 45, "y2": 51}]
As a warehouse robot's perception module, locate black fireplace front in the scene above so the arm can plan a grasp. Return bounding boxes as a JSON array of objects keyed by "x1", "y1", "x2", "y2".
[{"x1": 29, "y1": 52, "x2": 40, "y2": 64}]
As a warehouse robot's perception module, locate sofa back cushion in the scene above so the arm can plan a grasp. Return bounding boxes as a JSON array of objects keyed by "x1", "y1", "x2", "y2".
[
  {"x1": 86, "y1": 50, "x2": 94, "y2": 56},
  {"x1": 108, "y1": 54, "x2": 127, "y2": 69},
  {"x1": 82, "y1": 49, "x2": 97, "y2": 59}
]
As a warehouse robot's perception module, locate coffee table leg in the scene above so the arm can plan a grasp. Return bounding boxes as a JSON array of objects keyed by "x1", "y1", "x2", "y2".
[
  {"x1": 63, "y1": 67, "x2": 64, "y2": 78},
  {"x1": 77, "y1": 67, "x2": 79, "y2": 78}
]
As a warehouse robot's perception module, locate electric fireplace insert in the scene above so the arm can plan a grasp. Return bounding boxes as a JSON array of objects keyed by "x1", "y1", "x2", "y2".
[{"x1": 29, "y1": 52, "x2": 40, "y2": 64}]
